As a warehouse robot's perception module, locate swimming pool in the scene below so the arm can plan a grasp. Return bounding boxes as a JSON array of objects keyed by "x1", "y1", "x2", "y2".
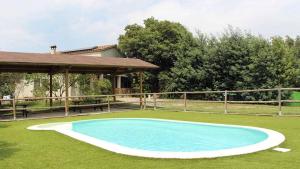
[{"x1": 28, "y1": 118, "x2": 285, "y2": 159}]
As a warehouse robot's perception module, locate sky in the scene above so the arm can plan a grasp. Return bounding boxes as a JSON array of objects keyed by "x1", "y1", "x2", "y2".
[{"x1": 0, "y1": 0, "x2": 299, "y2": 52}]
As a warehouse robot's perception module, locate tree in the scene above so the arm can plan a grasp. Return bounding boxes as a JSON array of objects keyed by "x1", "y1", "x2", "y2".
[
  {"x1": 0, "y1": 73, "x2": 24, "y2": 98},
  {"x1": 119, "y1": 19, "x2": 300, "y2": 98},
  {"x1": 270, "y1": 36, "x2": 299, "y2": 87},
  {"x1": 204, "y1": 27, "x2": 253, "y2": 90},
  {"x1": 161, "y1": 32, "x2": 208, "y2": 92},
  {"x1": 119, "y1": 17, "x2": 198, "y2": 92},
  {"x1": 77, "y1": 74, "x2": 112, "y2": 95},
  {"x1": 295, "y1": 36, "x2": 300, "y2": 59},
  {"x1": 25, "y1": 73, "x2": 79, "y2": 98},
  {"x1": 25, "y1": 73, "x2": 113, "y2": 100}
]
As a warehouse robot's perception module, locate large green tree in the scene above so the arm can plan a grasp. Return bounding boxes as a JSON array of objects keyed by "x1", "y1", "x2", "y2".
[
  {"x1": 203, "y1": 28, "x2": 299, "y2": 90},
  {"x1": 119, "y1": 17, "x2": 199, "y2": 92},
  {"x1": 201, "y1": 28, "x2": 300, "y2": 100},
  {"x1": 118, "y1": 18, "x2": 300, "y2": 100},
  {"x1": 204, "y1": 27, "x2": 253, "y2": 90},
  {"x1": 161, "y1": 32, "x2": 208, "y2": 92}
]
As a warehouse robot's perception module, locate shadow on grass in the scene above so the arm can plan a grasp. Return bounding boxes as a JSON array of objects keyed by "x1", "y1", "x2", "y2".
[
  {"x1": 0, "y1": 123, "x2": 9, "y2": 128},
  {"x1": 0, "y1": 141, "x2": 19, "y2": 160}
]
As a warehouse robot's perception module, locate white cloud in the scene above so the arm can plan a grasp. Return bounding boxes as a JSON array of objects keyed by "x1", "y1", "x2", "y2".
[
  {"x1": 0, "y1": 0, "x2": 299, "y2": 52},
  {"x1": 0, "y1": 27, "x2": 45, "y2": 51},
  {"x1": 126, "y1": 0, "x2": 300, "y2": 37},
  {"x1": 69, "y1": 17, "x2": 122, "y2": 43}
]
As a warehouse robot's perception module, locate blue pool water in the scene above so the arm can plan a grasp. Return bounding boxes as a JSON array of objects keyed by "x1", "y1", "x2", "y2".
[{"x1": 72, "y1": 119, "x2": 268, "y2": 152}]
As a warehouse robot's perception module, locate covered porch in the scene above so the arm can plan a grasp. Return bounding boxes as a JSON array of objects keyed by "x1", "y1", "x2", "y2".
[{"x1": 0, "y1": 51, "x2": 158, "y2": 120}]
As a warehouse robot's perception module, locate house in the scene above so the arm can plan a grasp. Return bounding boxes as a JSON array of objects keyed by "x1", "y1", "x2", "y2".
[
  {"x1": 15, "y1": 44, "x2": 134, "y2": 98},
  {"x1": 58, "y1": 44, "x2": 133, "y2": 95}
]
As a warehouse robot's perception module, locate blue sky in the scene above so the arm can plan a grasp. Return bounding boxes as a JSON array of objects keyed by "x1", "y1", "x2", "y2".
[{"x1": 0, "y1": 0, "x2": 299, "y2": 52}]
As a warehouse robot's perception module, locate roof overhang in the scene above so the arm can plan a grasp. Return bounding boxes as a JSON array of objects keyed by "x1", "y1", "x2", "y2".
[{"x1": 0, "y1": 51, "x2": 158, "y2": 75}]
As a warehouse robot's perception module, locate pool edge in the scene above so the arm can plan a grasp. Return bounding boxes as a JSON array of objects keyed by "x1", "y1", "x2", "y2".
[{"x1": 27, "y1": 118, "x2": 285, "y2": 159}]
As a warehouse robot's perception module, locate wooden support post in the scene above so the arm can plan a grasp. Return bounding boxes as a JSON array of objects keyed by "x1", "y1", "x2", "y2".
[
  {"x1": 107, "y1": 96, "x2": 111, "y2": 113},
  {"x1": 143, "y1": 94, "x2": 147, "y2": 110},
  {"x1": 112, "y1": 74, "x2": 116, "y2": 102},
  {"x1": 224, "y1": 90, "x2": 228, "y2": 114},
  {"x1": 117, "y1": 75, "x2": 122, "y2": 89},
  {"x1": 64, "y1": 69, "x2": 69, "y2": 116},
  {"x1": 153, "y1": 93, "x2": 157, "y2": 110},
  {"x1": 12, "y1": 98, "x2": 16, "y2": 120},
  {"x1": 184, "y1": 92, "x2": 187, "y2": 112},
  {"x1": 139, "y1": 72, "x2": 143, "y2": 109},
  {"x1": 278, "y1": 88, "x2": 282, "y2": 116},
  {"x1": 49, "y1": 73, "x2": 53, "y2": 107}
]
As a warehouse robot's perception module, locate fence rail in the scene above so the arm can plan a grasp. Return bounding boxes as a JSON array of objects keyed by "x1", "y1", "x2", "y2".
[{"x1": 1, "y1": 87, "x2": 300, "y2": 120}]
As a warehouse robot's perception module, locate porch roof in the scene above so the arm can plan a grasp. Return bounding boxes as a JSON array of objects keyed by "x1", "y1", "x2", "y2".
[{"x1": 0, "y1": 51, "x2": 158, "y2": 74}]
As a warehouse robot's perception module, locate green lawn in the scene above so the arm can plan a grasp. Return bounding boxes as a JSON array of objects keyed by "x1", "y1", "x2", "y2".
[
  {"x1": 0, "y1": 110, "x2": 299, "y2": 169},
  {"x1": 156, "y1": 100, "x2": 300, "y2": 115}
]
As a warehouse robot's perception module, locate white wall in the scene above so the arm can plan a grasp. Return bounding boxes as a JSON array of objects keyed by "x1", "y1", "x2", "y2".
[
  {"x1": 15, "y1": 79, "x2": 34, "y2": 98},
  {"x1": 82, "y1": 48, "x2": 123, "y2": 57}
]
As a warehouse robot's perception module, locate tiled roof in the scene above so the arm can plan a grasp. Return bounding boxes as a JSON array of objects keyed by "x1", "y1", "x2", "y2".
[
  {"x1": 60, "y1": 44, "x2": 118, "y2": 54},
  {"x1": 0, "y1": 51, "x2": 158, "y2": 74}
]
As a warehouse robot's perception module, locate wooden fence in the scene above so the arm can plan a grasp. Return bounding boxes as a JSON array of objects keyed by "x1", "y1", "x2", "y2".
[{"x1": 1, "y1": 87, "x2": 300, "y2": 120}]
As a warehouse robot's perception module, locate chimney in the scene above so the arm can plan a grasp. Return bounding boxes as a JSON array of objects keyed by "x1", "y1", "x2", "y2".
[{"x1": 50, "y1": 45, "x2": 57, "y2": 54}]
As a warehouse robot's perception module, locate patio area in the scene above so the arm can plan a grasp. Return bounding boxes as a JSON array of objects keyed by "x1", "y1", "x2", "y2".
[
  {"x1": 0, "y1": 51, "x2": 158, "y2": 120},
  {"x1": 0, "y1": 100, "x2": 143, "y2": 121}
]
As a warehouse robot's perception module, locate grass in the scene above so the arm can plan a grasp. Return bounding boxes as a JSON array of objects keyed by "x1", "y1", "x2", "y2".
[
  {"x1": 156, "y1": 100, "x2": 300, "y2": 115},
  {"x1": 0, "y1": 109, "x2": 300, "y2": 169},
  {"x1": 2, "y1": 98, "x2": 300, "y2": 117},
  {"x1": 289, "y1": 92, "x2": 300, "y2": 106}
]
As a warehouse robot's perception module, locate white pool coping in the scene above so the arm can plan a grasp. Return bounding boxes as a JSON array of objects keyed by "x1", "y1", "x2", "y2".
[{"x1": 27, "y1": 118, "x2": 285, "y2": 159}]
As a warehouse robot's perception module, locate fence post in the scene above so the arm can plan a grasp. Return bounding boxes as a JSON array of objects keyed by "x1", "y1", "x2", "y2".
[
  {"x1": 140, "y1": 93, "x2": 143, "y2": 110},
  {"x1": 224, "y1": 90, "x2": 228, "y2": 114},
  {"x1": 278, "y1": 88, "x2": 282, "y2": 116},
  {"x1": 107, "y1": 96, "x2": 111, "y2": 113},
  {"x1": 143, "y1": 94, "x2": 147, "y2": 110},
  {"x1": 12, "y1": 98, "x2": 16, "y2": 120},
  {"x1": 184, "y1": 92, "x2": 187, "y2": 112},
  {"x1": 153, "y1": 93, "x2": 157, "y2": 110}
]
